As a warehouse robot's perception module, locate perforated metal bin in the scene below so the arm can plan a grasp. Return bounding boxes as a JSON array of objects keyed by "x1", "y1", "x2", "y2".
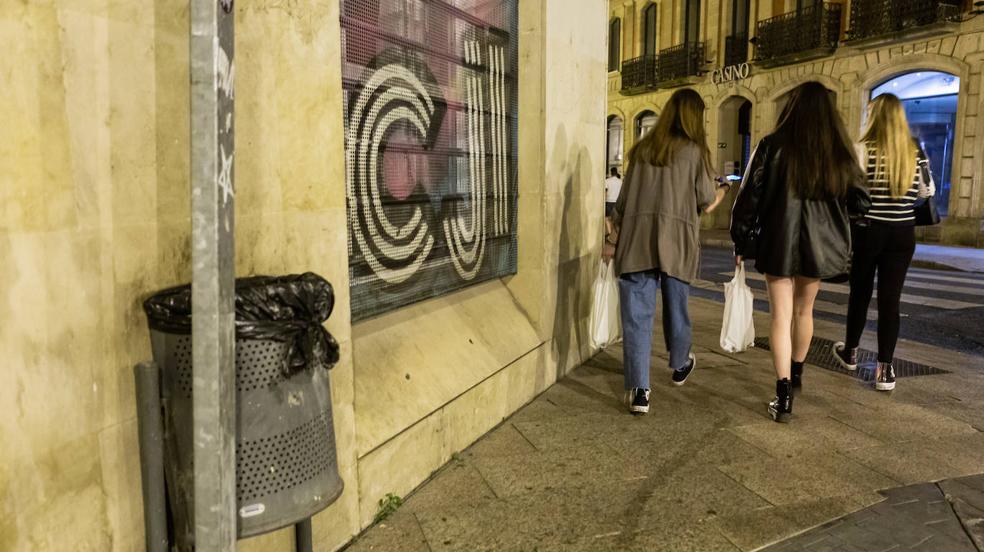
[{"x1": 150, "y1": 332, "x2": 343, "y2": 548}]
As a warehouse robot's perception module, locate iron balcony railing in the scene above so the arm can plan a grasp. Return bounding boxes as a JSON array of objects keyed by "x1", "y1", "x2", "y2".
[
  {"x1": 658, "y1": 42, "x2": 705, "y2": 83},
  {"x1": 620, "y1": 55, "x2": 658, "y2": 90},
  {"x1": 725, "y1": 34, "x2": 749, "y2": 66},
  {"x1": 755, "y1": 2, "x2": 841, "y2": 66},
  {"x1": 620, "y1": 42, "x2": 705, "y2": 92},
  {"x1": 847, "y1": 0, "x2": 961, "y2": 42}
]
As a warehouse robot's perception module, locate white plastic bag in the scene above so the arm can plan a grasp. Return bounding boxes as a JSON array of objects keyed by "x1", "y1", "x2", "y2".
[
  {"x1": 589, "y1": 259, "x2": 621, "y2": 349},
  {"x1": 720, "y1": 263, "x2": 755, "y2": 353}
]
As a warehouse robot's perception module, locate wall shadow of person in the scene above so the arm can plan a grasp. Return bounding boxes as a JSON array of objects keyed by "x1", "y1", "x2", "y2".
[{"x1": 551, "y1": 130, "x2": 606, "y2": 393}]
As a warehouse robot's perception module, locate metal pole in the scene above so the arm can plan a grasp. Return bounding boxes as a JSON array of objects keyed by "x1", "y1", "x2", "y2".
[
  {"x1": 191, "y1": 0, "x2": 236, "y2": 549},
  {"x1": 134, "y1": 362, "x2": 168, "y2": 552},
  {"x1": 294, "y1": 519, "x2": 313, "y2": 552}
]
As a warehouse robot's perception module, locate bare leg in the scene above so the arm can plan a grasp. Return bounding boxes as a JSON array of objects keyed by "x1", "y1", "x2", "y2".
[
  {"x1": 792, "y1": 277, "x2": 821, "y2": 363},
  {"x1": 766, "y1": 275, "x2": 794, "y2": 380}
]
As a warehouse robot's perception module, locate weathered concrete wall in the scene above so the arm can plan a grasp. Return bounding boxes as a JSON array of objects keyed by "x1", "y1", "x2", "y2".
[
  {"x1": 351, "y1": 0, "x2": 608, "y2": 533},
  {"x1": 0, "y1": 0, "x2": 606, "y2": 550},
  {"x1": 607, "y1": 0, "x2": 984, "y2": 245}
]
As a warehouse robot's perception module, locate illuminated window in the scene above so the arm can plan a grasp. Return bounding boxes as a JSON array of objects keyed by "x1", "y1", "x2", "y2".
[{"x1": 872, "y1": 71, "x2": 960, "y2": 217}]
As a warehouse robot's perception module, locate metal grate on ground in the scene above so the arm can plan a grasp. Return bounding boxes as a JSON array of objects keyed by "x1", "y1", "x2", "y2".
[{"x1": 753, "y1": 336, "x2": 948, "y2": 380}]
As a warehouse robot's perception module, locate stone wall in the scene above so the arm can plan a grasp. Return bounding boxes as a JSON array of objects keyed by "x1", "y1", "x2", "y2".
[
  {"x1": 0, "y1": 0, "x2": 606, "y2": 550},
  {"x1": 607, "y1": 0, "x2": 984, "y2": 245}
]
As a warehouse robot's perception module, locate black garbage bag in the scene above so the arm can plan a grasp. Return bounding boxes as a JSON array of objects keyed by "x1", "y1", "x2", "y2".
[{"x1": 143, "y1": 273, "x2": 340, "y2": 376}]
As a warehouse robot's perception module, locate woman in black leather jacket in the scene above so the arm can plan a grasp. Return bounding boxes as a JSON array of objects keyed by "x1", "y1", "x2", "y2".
[{"x1": 731, "y1": 81, "x2": 870, "y2": 423}]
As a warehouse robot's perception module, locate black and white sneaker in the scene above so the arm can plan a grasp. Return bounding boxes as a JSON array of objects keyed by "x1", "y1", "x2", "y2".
[
  {"x1": 875, "y1": 362, "x2": 896, "y2": 391},
  {"x1": 629, "y1": 388, "x2": 650, "y2": 414},
  {"x1": 671, "y1": 353, "x2": 697, "y2": 387},
  {"x1": 832, "y1": 342, "x2": 858, "y2": 371}
]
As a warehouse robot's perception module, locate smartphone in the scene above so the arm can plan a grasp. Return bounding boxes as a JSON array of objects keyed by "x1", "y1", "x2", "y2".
[{"x1": 725, "y1": 174, "x2": 742, "y2": 182}]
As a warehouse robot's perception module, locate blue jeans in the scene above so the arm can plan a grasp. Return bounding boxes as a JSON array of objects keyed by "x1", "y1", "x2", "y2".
[{"x1": 618, "y1": 270, "x2": 692, "y2": 390}]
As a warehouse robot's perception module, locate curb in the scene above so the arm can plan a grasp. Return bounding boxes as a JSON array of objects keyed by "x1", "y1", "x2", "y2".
[
  {"x1": 700, "y1": 238, "x2": 978, "y2": 274},
  {"x1": 701, "y1": 239, "x2": 733, "y2": 250},
  {"x1": 910, "y1": 260, "x2": 972, "y2": 273}
]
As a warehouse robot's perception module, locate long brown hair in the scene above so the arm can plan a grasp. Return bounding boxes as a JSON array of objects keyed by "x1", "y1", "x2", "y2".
[
  {"x1": 772, "y1": 81, "x2": 859, "y2": 199},
  {"x1": 629, "y1": 88, "x2": 712, "y2": 171},
  {"x1": 861, "y1": 94, "x2": 918, "y2": 198}
]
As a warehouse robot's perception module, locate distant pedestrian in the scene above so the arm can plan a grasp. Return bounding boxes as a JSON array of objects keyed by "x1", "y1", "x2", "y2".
[
  {"x1": 605, "y1": 167, "x2": 622, "y2": 218},
  {"x1": 832, "y1": 93, "x2": 936, "y2": 392},
  {"x1": 610, "y1": 88, "x2": 730, "y2": 415},
  {"x1": 731, "y1": 82, "x2": 870, "y2": 423}
]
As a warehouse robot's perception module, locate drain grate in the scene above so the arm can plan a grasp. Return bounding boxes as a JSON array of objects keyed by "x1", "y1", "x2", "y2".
[{"x1": 753, "y1": 336, "x2": 948, "y2": 380}]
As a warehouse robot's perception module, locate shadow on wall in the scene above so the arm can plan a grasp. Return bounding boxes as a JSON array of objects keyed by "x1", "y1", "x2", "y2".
[{"x1": 551, "y1": 126, "x2": 598, "y2": 380}]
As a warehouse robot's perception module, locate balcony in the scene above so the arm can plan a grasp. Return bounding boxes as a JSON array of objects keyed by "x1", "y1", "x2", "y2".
[
  {"x1": 846, "y1": 0, "x2": 961, "y2": 49},
  {"x1": 620, "y1": 42, "x2": 705, "y2": 94},
  {"x1": 620, "y1": 55, "x2": 658, "y2": 92},
  {"x1": 754, "y1": 2, "x2": 841, "y2": 68},
  {"x1": 725, "y1": 34, "x2": 749, "y2": 67}
]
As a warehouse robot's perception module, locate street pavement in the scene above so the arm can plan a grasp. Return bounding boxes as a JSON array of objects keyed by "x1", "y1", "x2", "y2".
[
  {"x1": 344, "y1": 291, "x2": 984, "y2": 551},
  {"x1": 696, "y1": 245, "x2": 984, "y2": 360},
  {"x1": 761, "y1": 475, "x2": 984, "y2": 551}
]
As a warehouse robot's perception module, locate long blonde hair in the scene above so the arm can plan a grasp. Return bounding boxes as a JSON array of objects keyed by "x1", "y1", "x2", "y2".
[
  {"x1": 861, "y1": 94, "x2": 917, "y2": 198},
  {"x1": 629, "y1": 88, "x2": 712, "y2": 171}
]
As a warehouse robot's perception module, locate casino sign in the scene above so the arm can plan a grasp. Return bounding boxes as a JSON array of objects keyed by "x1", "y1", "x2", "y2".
[{"x1": 712, "y1": 62, "x2": 751, "y2": 85}]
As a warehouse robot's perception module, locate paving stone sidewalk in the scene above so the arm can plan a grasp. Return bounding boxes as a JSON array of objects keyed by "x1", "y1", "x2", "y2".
[{"x1": 344, "y1": 296, "x2": 984, "y2": 552}]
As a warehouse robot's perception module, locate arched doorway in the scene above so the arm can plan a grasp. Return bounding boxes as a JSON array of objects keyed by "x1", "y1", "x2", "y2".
[
  {"x1": 607, "y1": 115, "x2": 624, "y2": 174},
  {"x1": 714, "y1": 96, "x2": 753, "y2": 228},
  {"x1": 871, "y1": 71, "x2": 960, "y2": 217},
  {"x1": 635, "y1": 110, "x2": 658, "y2": 139},
  {"x1": 718, "y1": 96, "x2": 753, "y2": 177}
]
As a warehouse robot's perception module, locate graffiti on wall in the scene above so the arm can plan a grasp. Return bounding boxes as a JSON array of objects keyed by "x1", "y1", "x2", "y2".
[{"x1": 341, "y1": 0, "x2": 519, "y2": 321}]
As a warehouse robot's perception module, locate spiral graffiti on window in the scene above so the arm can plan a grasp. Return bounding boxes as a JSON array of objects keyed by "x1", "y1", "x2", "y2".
[{"x1": 341, "y1": 0, "x2": 518, "y2": 321}]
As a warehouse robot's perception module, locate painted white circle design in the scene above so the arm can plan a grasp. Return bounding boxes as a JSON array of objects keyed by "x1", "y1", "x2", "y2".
[{"x1": 346, "y1": 63, "x2": 436, "y2": 284}]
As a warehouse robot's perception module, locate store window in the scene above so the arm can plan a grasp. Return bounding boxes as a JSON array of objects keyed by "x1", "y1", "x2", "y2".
[
  {"x1": 872, "y1": 71, "x2": 960, "y2": 217},
  {"x1": 341, "y1": 0, "x2": 520, "y2": 320}
]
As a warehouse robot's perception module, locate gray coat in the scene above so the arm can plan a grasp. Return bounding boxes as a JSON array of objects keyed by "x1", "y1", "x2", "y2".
[{"x1": 612, "y1": 141, "x2": 717, "y2": 283}]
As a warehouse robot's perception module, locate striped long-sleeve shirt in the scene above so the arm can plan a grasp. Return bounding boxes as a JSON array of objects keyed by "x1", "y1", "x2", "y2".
[{"x1": 854, "y1": 142, "x2": 936, "y2": 226}]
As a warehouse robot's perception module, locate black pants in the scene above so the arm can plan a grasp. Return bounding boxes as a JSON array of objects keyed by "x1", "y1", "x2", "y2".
[{"x1": 845, "y1": 223, "x2": 916, "y2": 362}]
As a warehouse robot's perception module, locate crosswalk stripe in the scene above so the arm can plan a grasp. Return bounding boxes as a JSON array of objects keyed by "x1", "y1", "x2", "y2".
[
  {"x1": 718, "y1": 271, "x2": 980, "y2": 310},
  {"x1": 693, "y1": 279, "x2": 876, "y2": 320},
  {"x1": 904, "y1": 270, "x2": 984, "y2": 287},
  {"x1": 893, "y1": 278, "x2": 984, "y2": 297}
]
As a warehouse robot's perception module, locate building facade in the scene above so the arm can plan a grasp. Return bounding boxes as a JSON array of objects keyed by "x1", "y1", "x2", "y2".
[
  {"x1": 1, "y1": 1, "x2": 606, "y2": 550},
  {"x1": 607, "y1": 0, "x2": 984, "y2": 245}
]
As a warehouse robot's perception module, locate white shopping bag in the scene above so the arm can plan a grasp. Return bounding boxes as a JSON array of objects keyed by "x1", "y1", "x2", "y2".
[
  {"x1": 720, "y1": 263, "x2": 755, "y2": 353},
  {"x1": 589, "y1": 259, "x2": 622, "y2": 349}
]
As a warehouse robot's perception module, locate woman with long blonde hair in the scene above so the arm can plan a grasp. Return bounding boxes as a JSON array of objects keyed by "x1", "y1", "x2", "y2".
[
  {"x1": 832, "y1": 93, "x2": 936, "y2": 391},
  {"x1": 610, "y1": 88, "x2": 730, "y2": 414}
]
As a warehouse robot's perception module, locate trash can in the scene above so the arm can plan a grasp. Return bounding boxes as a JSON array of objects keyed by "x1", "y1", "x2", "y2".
[{"x1": 143, "y1": 273, "x2": 344, "y2": 547}]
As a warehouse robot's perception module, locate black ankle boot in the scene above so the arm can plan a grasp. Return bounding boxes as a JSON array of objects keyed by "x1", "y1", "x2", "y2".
[
  {"x1": 768, "y1": 378, "x2": 793, "y2": 423},
  {"x1": 791, "y1": 361, "x2": 804, "y2": 390}
]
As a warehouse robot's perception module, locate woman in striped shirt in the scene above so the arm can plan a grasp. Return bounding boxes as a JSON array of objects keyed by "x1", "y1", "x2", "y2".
[{"x1": 833, "y1": 93, "x2": 935, "y2": 391}]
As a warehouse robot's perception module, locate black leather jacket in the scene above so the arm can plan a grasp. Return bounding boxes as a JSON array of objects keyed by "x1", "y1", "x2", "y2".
[{"x1": 730, "y1": 135, "x2": 871, "y2": 279}]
